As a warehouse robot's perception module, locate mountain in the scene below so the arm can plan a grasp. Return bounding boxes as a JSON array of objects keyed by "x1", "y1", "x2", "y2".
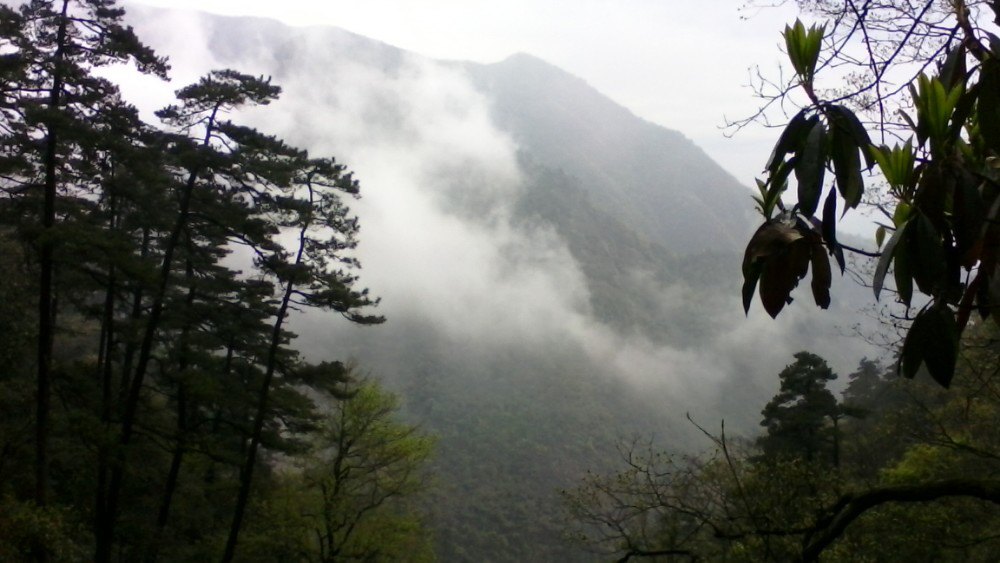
[
  {"x1": 464, "y1": 52, "x2": 755, "y2": 254},
  {"x1": 124, "y1": 7, "x2": 882, "y2": 561}
]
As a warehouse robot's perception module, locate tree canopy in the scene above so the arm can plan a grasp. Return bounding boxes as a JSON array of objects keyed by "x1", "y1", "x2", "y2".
[
  {"x1": 0, "y1": 2, "x2": 436, "y2": 561},
  {"x1": 564, "y1": 3, "x2": 1000, "y2": 559},
  {"x1": 757, "y1": 351, "x2": 843, "y2": 465},
  {"x1": 741, "y1": 0, "x2": 1000, "y2": 389},
  {"x1": 564, "y1": 339, "x2": 1000, "y2": 561}
]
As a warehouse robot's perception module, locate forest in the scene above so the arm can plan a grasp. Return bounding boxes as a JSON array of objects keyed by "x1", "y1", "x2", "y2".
[
  {"x1": 0, "y1": 1, "x2": 431, "y2": 561},
  {"x1": 2, "y1": 0, "x2": 1000, "y2": 561}
]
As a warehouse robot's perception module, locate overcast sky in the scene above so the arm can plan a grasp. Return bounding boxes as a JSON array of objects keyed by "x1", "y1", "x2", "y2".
[{"x1": 129, "y1": 0, "x2": 804, "y2": 189}]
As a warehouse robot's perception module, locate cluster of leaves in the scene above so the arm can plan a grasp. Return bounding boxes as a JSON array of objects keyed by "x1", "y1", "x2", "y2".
[
  {"x1": 742, "y1": 2, "x2": 1000, "y2": 389},
  {"x1": 233, "y1": 380, "x2": 436, "y2": 563},
  {"x1": 564, "y1": 333, "x2": 1000, "y2": 561},
  {"x1": 0, "y1": 1, "x2": 432, "y2": 561}
]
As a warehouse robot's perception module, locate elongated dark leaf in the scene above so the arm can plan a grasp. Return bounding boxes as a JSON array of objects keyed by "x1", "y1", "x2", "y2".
[
  {"x1": 979, "y1": 58, "x2": 1000, "y2": 154},
  {"x1": 915, "y1": 162, "x2": 949, "y2": 230},
  {"x1": 759, "y1": 238, "x2": 811, "y2": 318},
  {"x1": 900, "y1": 109, "x2": 918, "y2": 133},
  {"x1": 909, "y1": 212, "x2": 946, "y2": 295},
  {"x1": 988, "y1": 32, "x2": 1000, "y2": 54},
  {"x1": 938, "y1": 45, "x2": 967, "y2": 90},
  {"x1": 771, "y1": 156, "x2": 797, "y2": 189},
  {"x1": 900, "y1": 305, "x2": 958, "y2": 387},
  {"x1": 821, "y1": 188, "x2": 845, "y2": 273},
  {"x1": 830, "y1": 122, "x2": 864, "y2": 209},
  {"x1": 954, "y1": 175, "x2": 985, "y2": 265},
  {"x1": 765, "y1": 159, "x2": 795, "y2": 217},
  {"x1": 827, "y1": 105, "x2": 874, "y2": 169},
  {"x1": 894, "y1": 234, "x2": 914, "y2": 307},
  {"x1": 743, "y1": 260, "x2": 763, "y2": 315},
  {"x1": 976, "y1": 266, "x2": 993, "y2": 320},
  {"x1": 795, "y1": 120, "x2": 826, "y2": 216},
  {"x1": 810, "y1": 238, "x2": 832, "y2": 308},
  {"x1": 950, "y1": 82, "x2": 978, "y2": 142},
  {"x1": 873, "y1": 221, "x2": 906, "y2": 301},
  {"x1": 766, "y1": 110, "x2": 812, "y2": 174},
  {"x1": 990, "y1": 265, "x2": 1000, "y2": 326}
]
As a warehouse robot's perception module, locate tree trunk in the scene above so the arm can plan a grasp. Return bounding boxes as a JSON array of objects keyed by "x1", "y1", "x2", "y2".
[
  {"x1": 118, "y1": 226, "x2": 150, "y2": 407},
  {"x1": 34, "y1": 4, "x2": 70, "y2": 561},
  {"x1": 98, "y1": 110, "x2": 217, "y2": 563},
  {"x1": 148, "y1": 256, "x2": 198, "y2": 562},
  {"x1": 95, "y1": 258, "x2": 117, "y2": 545},
  {"x1": 220, "y1": 276, "x2": 298, "y2": 563},
  {"x1": 222, "y1": 190, "x2": 312, "y2": 563}
]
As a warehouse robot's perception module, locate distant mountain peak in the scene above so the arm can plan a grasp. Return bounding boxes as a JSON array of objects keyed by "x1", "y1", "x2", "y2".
[
  {"x1": 495, "y1": 51, "x2": 561, "y2": 69},
  {"x1": 463, "y1": 53, "x2": 753, "y2": 254}
]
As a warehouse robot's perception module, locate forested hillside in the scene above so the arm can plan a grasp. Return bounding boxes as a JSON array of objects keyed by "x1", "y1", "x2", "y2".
[
  {"x1": 566, "y1": 326, "x2": 1000, "y2": 561},
  {"x1": 113, "y1": 8, "x2": 881, "y2": 561},
  {"x1": 0, "y1": 2, "x2": 427, "y2": 561},
  {"x1": 14, "y1": 1, "x2": 992, "y2": 562}
]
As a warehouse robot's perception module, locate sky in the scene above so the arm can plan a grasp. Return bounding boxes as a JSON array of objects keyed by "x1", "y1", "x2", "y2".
[{"x1": 129, "y1": 0, "x2": 803, "y2": 190}]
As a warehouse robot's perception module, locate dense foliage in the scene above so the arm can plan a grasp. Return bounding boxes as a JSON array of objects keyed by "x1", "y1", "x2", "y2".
[
  {"x1": 742, "y1": 0, "x2": 1000, "y2": 388},
  {"x1": 0, "y1": 1, "x2": 434, "y2": 561},
  {"x1": 564, "y1": 328, "x2": 1000, "y2": 561},
  {"x1": 566, "y1": 2, "x2": 1000, "y2": 560},
  {"x1": 757, "y1": 352, "x2": 843, "y2": 465}
]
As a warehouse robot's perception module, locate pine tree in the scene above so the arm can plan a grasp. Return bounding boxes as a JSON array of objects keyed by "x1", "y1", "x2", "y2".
[
  {"x1": 2, "y1": 6, "x2": 387, "y2": 558},
  {"x1": 222, "y1": 154, "x2": 384, "y2": 562},
  {"x1": 758, "y1": 352, "x2": 842, "y2": 465},
  {"x1": 0, "y1": 3, "x2": 166, "y2": 559}
]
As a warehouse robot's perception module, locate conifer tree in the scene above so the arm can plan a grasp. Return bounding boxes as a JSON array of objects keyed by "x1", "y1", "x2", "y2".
[
  {"x1": 758, "y1": 352, "x2": 843, "y2": 465},
  {"x1": 222, "y1": 155, "x2": 384, "y2": 562},
  {"x1": 0, "y1": 3, "x2": 166, "y2": 560},
  {"x1": 2, "y1": 4, "x2": 390, "y2": 559}
]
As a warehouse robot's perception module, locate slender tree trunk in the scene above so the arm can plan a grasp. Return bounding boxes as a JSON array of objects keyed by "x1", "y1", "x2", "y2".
[
  {"x1": 222, "y1": 190, "x2": 312, "y2": 563},
  {"x1": 95, "y1": 225, "x2": 146, "y2": 557},
  {"x1": 36, "y1": 0, "x2": 70, "y2": 511},
  {"x1": 221, "y1": 276, "x2": 298, "y2": 563},
  {"x1": 147, "y1": 383, "x2": 187, "y2": 563},
  {"x1": 156, "y1": 385, "x2": 188, "y2": 528},
  {"x1": 95, "y1": 259, "x2": 117, "y2": 543},
  {"x1": 98, "y1": 111, "x2": 218, "y2": 563},
  {"x1": 148, "y1": 256, "x2": 198, "y2": 562},
  {"x1": 321, "y1": 404, "x2": 350, "y2": 560},
  {"x1": 34, "y1": 4, "x2": 70, "y2": 561},
  {"x1": 205, "y1": 341, "x2": 235, "y2": 487},
  {"x1": 119, "y1": 226, "x2": 150, "y2": 405}
]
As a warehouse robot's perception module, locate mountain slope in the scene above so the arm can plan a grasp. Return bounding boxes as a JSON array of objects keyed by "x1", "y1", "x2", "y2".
[
  {"x1": 464, "y1": 53, "x2": 755, "y2": 254},
  {"x1": 124, "y1": 8, "x2": 882, "y2": 561}
]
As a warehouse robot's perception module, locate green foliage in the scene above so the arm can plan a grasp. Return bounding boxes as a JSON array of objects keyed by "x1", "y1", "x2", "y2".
[
  {"x1": 783, "y1": 19, "x2": 825, "y2": 86},
  {"x1": 565, "y1": 333, "x2": 1000, "y2": 560},
  {"x1": 238, "y1": 381, "x2": 435, "y2": 563},
  {"x1": 757, "y1": 352, "x2": 842, "y2": 465},
  {"x1": 302, "y1": 381, "x2": 434, "y2": 562},
  {"x1": 741, "y1": 1, "x2": 1000, "y2": 388},
  {"x1": 0, "y1": 1, "x2": 388, "y2": 560},
  {"x1": 0, "y1": 495, "x2": 88, "y2": 562}
]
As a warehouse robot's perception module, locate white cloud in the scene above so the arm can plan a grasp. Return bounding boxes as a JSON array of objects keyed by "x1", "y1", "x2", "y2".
[{"x1": 117, "y1": 7, "x2": 881, "y2": 431}]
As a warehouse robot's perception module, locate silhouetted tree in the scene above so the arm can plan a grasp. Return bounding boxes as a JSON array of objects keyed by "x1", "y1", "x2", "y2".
[{"x1": 758, "y1": 352, "x2": 842, "y2": 466}]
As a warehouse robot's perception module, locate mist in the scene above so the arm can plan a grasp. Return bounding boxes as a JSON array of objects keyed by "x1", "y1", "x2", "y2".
[{"x1": 114, "y1": 7, "x2": 880, "y2": 435}]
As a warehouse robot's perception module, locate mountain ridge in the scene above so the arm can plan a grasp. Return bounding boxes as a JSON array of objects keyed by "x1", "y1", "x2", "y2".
[
  {"x1": 462, "y1": 50, "x2": 755, "y2": 255},
  {"x1": 122, "y1": 8, "x2": 881, "y2": 561}
]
